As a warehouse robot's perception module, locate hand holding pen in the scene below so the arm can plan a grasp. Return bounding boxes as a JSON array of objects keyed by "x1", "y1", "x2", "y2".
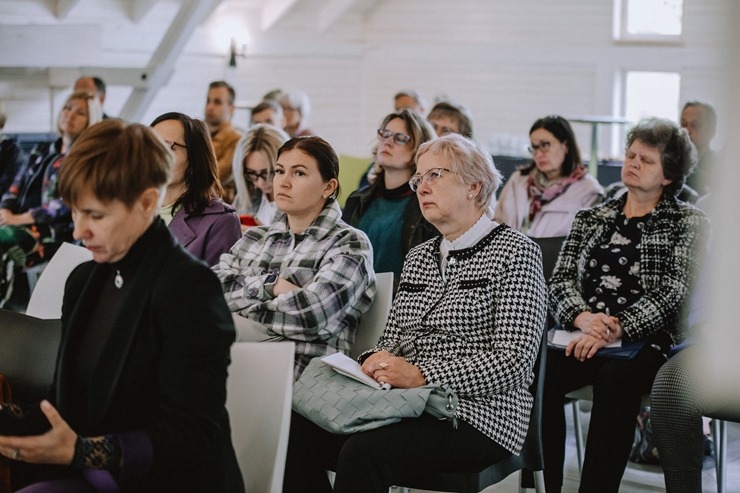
[{"x1": 574, "y1": 309, "x2": 621, "y2": 343}]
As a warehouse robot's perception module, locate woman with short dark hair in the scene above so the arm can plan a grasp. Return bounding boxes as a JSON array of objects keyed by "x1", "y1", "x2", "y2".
[
  {"x1": 0, "y1": 119, "x2": 243, "y2": 492},
  {"x1": 541, "y1": 117, "x2": 710, "y2": 492}
]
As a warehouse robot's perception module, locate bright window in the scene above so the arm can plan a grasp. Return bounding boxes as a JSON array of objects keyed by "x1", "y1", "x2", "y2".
[
  {"x1": 615, "y1": 0, "x2": 683, "y2": 41},
  {"x1": 624, "y1": 71, "x2": 681, "y2": 122},
  {"x1": 609, "y1": 70, "x2": 681, "y2": 157}
]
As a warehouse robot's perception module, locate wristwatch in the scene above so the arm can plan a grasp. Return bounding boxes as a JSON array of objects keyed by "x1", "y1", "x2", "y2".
[{"x1": 264, "y1": 271, "x2": 278, "y2": 297}]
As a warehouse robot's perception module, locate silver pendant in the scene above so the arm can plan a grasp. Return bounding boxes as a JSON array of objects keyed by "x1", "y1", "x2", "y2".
[{"x1": 115, "y1": 270, "x2": 123, "y2": 289}]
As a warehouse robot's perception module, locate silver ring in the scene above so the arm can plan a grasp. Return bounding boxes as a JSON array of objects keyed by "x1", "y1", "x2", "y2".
[
  {"x1": 10, "y1": 448, "x2": 19, "y2": 460},
  {"x1": 379, "y1": 362, "x2": 389, "y2": 369}
]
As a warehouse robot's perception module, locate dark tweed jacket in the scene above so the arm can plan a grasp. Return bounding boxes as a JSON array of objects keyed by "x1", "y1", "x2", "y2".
[
  {"x1": 549, "y1": 193, "x2": 709, "y2": 345},
  {"x1": 363, "y1": 224, "x2": 547, "y2": 454}
]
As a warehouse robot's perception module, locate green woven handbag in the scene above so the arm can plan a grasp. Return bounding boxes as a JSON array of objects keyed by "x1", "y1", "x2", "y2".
[{"x1": 293, "y1": 356, "x2": 458, "y2": 434}]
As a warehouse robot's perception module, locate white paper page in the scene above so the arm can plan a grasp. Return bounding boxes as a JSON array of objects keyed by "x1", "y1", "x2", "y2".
[
  {"x1": 321, "y1": 352, "x2": 390, "y2": 389},
  {"x1": 26, "y1": 243, "x2": 93, "y2": 319},
  {"x1": 548, "y1": 328, "x2": 622, "y2": 348}
]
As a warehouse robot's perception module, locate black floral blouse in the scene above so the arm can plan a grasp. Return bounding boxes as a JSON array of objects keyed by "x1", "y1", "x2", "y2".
[{"x1": 583, "y1": 212, "x2": 649, "y2": 316}]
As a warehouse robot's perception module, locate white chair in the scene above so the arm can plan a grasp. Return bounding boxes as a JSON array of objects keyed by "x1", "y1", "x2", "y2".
[
  {"x1": 351, "y1": 272, "x2": 394, "y2": 359},
  {"x1": 226, "y1": 341, "x2": 295, "y2": 493},
  {"x1": 25, "y1": 242, "x2": 92, "y2": 319}
]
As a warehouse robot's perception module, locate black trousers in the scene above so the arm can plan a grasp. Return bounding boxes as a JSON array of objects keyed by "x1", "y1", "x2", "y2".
[
  {"x1": 283, "y1": 412, "x2": 511, "y2": 493},
  {"x1": 541, "y1": 344, "x2": 667, "y2": 493}
]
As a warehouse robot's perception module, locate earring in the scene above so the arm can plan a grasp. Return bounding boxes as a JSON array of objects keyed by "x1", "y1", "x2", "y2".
[{"x1": 468, "y1": 194, "x2": 474, "y2": 199}]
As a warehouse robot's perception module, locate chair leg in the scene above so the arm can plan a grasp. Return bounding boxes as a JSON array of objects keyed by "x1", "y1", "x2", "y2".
[
  {"x1": 712, "y1": 419, "x2": 726, "y2": 493},
  {"x1": 513, "y1": 470, "x2": 547, "y2": 493},
  {"x1": 571, "y1": 400, "x2": 585, "y2": 475}
]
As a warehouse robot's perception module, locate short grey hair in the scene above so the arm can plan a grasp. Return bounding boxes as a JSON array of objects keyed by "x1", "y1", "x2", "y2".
[{"x1": 415, "y1": 133, "x2": 501, "y2": 209}]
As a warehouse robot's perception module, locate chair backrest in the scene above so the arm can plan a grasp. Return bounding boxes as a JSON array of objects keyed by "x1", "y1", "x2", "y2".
[
  {"x1": 26, "y1": 242, "x2": 92, "y2": 319},
  {"x1": 351, "y1": 272, "x2": 394, "y2": 359},
  {"x1": 529, "y1": 236, "x2": 566, "y2": 283},
  {"x1": 0, "y1": 309, "x2": 61, "y2": 402},
  {"x1": 226, "y1": 342, "x2": 295, "y2": 493}
]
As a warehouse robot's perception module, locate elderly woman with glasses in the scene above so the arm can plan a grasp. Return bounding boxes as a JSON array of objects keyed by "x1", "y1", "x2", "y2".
[
  {"x1": 150, "y1": 112, "x2": 241, "y2": 267},
  {"x1": 284, "y1": 133, "x2": 547, "y2": 493},
  {"x1": 342, "y1": 109, "x2": 438, "y2": 278},
  {"x1": 494, "y1": 115, "x2": 602, "y2": 238},
  {"x1": 231, "y1": 123, "x2": 290, "y2": 227}
]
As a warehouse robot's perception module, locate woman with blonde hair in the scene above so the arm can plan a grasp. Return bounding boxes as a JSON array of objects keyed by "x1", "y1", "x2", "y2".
[
  {"x1": 231, "y1": 124, "x2": 290, "y2": 226},
  {"x1": 0, "y1": 91, "x2": 102, "y2": 269}
]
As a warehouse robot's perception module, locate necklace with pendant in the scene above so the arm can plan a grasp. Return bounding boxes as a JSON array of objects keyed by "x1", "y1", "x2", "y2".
[{"x1": 114, "y1": 269, "x2": 124, "y2": 289}]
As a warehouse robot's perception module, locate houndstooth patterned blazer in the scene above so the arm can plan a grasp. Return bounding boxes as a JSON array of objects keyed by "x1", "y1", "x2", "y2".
[{"x1": 364, "y1": 224, "x2": 547, "y2": 454}]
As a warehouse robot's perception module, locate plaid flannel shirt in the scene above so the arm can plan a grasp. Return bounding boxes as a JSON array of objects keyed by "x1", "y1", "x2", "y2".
[{"x1": 213, "y1": 201, "x2": 376, "y2": 379}]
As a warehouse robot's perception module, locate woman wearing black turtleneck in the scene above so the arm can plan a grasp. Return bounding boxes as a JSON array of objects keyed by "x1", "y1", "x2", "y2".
[{"x1": 0, "y1": 120, "x2": 243, "y2": 493}]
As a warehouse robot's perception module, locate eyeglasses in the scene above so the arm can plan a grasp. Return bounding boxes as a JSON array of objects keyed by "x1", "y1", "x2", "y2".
[
  {"x1": 377, "y1": 128, "x2": 411, "y2": 146},
  {"x1": 528, "y1": 141, "x2": 552, "y2": 155},
  {"x1": 245, "y1": 169, "x2": 274, "y2": 183},
  {"x1": 164, "y1": 140, "x2": 187, "y2": 151},
  {"x1": 408, "y1": 167, "x2": 452, "y2": 192}
]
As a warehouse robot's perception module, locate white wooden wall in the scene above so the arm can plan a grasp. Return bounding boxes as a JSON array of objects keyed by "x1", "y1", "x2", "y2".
[{"x1": 0, "y1": 0, "x2": 731, "y2": 161}]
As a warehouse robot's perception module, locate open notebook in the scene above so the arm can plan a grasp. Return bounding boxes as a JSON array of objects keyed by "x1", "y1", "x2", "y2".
[{"x1": 321, "y1": 352, "x2": 391, "y2": 390}]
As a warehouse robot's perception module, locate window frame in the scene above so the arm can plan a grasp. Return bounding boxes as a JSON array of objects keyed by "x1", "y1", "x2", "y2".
[{"x1": 613, "y1": 0, "x2": 685, "y2": 45}]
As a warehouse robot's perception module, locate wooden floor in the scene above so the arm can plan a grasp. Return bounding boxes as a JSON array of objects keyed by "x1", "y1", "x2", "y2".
[{"x1": 408, "y1": 405, "x2": 740, "y2": 492}]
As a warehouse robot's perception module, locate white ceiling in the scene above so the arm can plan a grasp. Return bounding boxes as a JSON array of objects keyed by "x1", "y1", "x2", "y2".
[{"x1": 0, "y1": 0, "x2": 380, "y2": 120}]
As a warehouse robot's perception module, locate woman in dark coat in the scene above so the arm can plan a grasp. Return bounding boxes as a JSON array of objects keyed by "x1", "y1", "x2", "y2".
[{"x1": 0, "y1": 120, "x2": 243, "y2": 493}]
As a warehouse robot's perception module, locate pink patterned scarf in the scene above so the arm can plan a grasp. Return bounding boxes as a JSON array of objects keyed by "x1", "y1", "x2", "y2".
[{"x1": 527, "y1": 165, "x2": 588, "y2": 222}]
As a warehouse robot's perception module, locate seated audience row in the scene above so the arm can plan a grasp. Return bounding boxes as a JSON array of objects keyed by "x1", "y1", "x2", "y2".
[{"x1": 1, "y1": 75, "x2": 718, "y2": 493}]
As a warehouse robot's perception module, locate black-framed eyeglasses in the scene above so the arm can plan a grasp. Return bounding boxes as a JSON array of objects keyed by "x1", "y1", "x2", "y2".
[
  {"x1": 377, "y1": 128, "x2": 411, "y2": 146},
  {"x1": 528, "y1": 141, "x2": 552, "y2": 155},
  {"x1": 164, "y1": 140, "x2": 187, "y2": 151},
  {"x1": 245, "y1": 169, "x2": 274, "y2": 183},
  {"x1": 408, "y1": 167, "x2": 452, "y2": 192}
]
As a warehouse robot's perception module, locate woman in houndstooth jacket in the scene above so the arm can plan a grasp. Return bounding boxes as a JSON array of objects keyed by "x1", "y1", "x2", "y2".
[{"x1": 283, "y1": 133, "x2": 548, "y2": 493}]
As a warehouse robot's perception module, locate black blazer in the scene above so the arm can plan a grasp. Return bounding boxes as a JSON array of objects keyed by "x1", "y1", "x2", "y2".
[{"x1": 53, "y1": 220, "x2": 243, "y2": 492}]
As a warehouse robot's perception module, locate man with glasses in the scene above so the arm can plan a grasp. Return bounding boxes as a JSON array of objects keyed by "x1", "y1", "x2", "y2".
[{"x1": 205, "y1": 80, "x2": 243, "y2": 203}]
